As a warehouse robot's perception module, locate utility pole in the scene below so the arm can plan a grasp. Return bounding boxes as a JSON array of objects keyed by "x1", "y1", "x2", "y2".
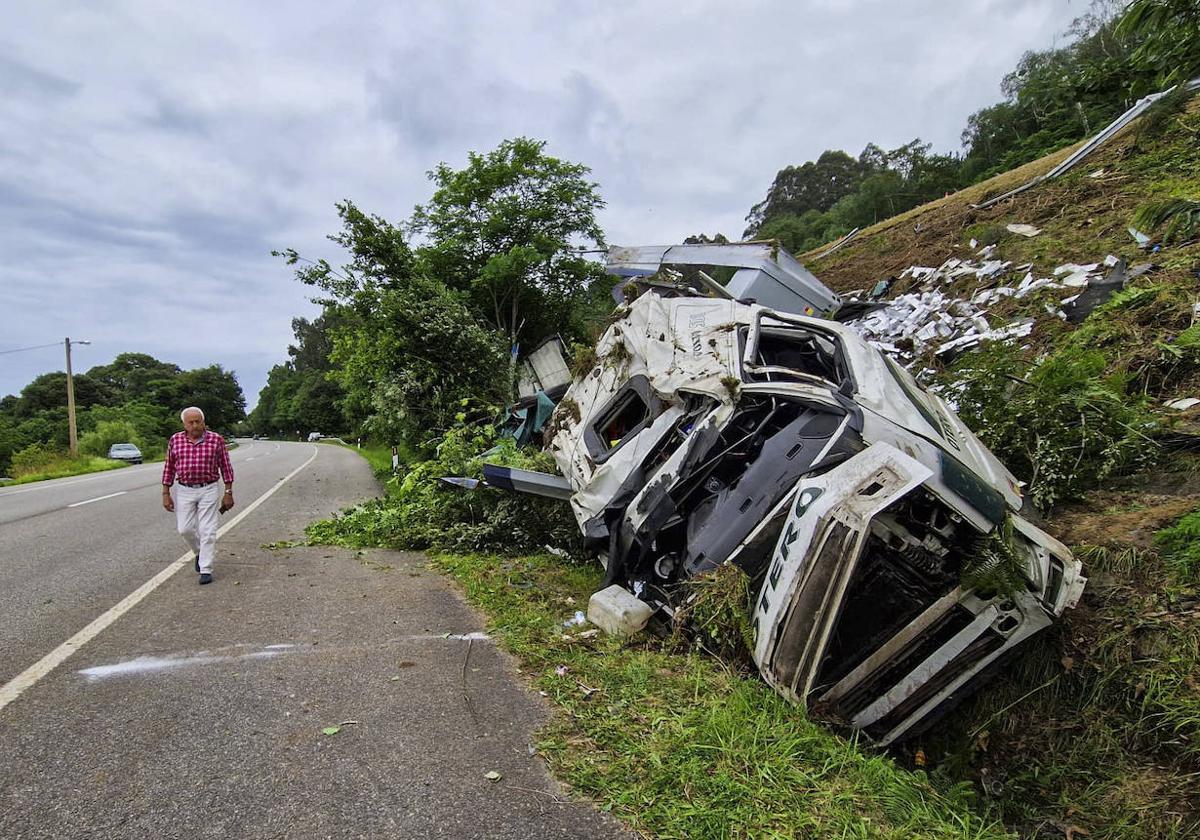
[{"x1": 64, "y1": 337, "x2": 90, "y2": 457}]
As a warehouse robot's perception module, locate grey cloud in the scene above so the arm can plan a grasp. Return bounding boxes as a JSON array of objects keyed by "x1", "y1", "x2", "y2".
[
  {"x1": 0, "y1": 55, "x2": 81, "y2": 100},
  {"x1": 146, "y1": 97, "x2": 213, "y2": 137}
]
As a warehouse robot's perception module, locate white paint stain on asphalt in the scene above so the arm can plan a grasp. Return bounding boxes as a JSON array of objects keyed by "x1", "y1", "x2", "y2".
[
  {"x1": 66, "y1": 491, "x2": 127, "y2": 508},
  {"x1": 77, "y1": 648, "x2": 289, "y2": 681}
]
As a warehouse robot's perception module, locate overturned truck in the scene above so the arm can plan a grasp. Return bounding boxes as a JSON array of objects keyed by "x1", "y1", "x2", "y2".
[{"x1": 493, "y1": 244, "x2": 1085, "y2": 746}]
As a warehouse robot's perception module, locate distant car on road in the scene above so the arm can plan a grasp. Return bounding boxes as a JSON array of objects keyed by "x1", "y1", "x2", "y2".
[
  {"x1": 107, "y1": 443, "x2": 143, "y2": 464},
  {"x1": 307, "y1": 432, "x2": 322, "y2": 442}
]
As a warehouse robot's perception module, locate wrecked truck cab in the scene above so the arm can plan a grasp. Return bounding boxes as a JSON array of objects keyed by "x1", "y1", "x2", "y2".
[{"x1": 545, "y1": 290, "x2": 1084, "y2": 745}]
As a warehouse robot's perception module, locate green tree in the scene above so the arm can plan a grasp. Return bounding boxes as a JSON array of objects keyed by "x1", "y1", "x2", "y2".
[
  {"x1": 250, "y1": 311, "x2": 349, "y2": 436},
  {"x1": 86, "y1": 353, "x2": 184, "y2": 405},
  {"x1": 78, "y1": 401, "x2": 174, "y2": 450},
  {"x1": 275, "y1": 201, "x2": 416, "y2": 304},
  {"x1": 175, "y1": 365, "x2": 246, "y2": 432},
  {"x1": 78, "y1": 420, "x2": 142, "y2": 458},
  {"x1": 744, "y1": 150, "x2": 868, "y2": 237},
  {"x1": 410, "y1": 137, "x2": 607, "y2": 346},
  {"x1": 328, "y1": 274, "x2": 507, "y2": 446},
  {"x1": 756, "y1": 209, "x2": 841, "y2": 255},
  {"x1": 0, "y1": 416, "x2": 20, "y2": 476},
  {"x1": 1116, "y1": 0, "x2": 1200, "y2": 90},
  {"x1": 11, "y1": 372, "x2": 114, "y2": 416},
  {"x1": 275, "y1": 138, "x2": 606, "y2": 447}
]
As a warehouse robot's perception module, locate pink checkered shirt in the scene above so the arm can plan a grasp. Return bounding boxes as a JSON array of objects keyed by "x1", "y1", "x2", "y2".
[{"x1": 162, "y1": 430, "x2": 234, "y2": 487}]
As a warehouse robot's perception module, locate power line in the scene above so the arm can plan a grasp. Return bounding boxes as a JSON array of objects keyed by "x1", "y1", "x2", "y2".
[{"x1": 0, "y1": 341, "x2": 65, "y2": 356}]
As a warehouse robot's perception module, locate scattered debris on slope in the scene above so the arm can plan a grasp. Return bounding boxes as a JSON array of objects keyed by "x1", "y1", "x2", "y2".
[{"x1": 838, "y1": 247, "x2": 1155, "y2": 369}]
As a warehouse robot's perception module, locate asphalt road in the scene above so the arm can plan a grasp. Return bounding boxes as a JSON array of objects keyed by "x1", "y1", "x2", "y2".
[
  {"x1": 0, "y1": 439, "x2": 306, "y2": 687},
  {"x1": 0, "y1": 441, "x2": 631, "y2": 839}
]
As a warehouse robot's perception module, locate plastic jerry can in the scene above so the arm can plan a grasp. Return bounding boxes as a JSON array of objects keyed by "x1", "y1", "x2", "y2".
[{"x1": 587, "y1": 584, "x2": 654, "y2": 637}]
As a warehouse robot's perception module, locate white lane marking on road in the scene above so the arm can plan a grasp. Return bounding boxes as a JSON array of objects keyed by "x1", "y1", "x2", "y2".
[
  {"x1": 66, "y1": 491, "x2": 127, "y2": 508},
  {"x1": 0, "y1": 445, "x2": 320, "y2": 713},
  {"x1": 245, "y1": 457, "x2": 256, "y2": 462}
]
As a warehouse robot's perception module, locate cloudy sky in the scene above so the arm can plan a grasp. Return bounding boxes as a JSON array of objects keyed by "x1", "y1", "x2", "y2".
[{"x1": 0, "y1": 0, "x2": 1086, "y2": 410}]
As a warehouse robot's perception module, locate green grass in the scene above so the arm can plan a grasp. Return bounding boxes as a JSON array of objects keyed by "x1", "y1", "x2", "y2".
[
  {"x1": 5, "y1": 455, "x2": 129, "y2": 485},
  {"x1": 430, "y1": 551, "x2": 1009, "y2": 839},
  {"x1": 1156, "y1": 509, "x2": 1200, "y2": 581}
]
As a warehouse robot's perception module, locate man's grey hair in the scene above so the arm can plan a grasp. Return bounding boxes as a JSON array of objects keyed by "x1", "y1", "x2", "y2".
[{"x1": 180, "y1": 406, "x2": 205, "y2": 422}]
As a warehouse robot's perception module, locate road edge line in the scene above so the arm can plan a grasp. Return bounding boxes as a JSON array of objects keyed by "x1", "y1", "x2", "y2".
[{"x1": 0, "y1": 445, "x2": 320, "y2": 714}]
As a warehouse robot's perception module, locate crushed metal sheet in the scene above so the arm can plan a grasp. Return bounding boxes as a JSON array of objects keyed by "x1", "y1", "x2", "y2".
[{"x1": 1166, "y1": 398, "x2": 1200, "y2": 411}]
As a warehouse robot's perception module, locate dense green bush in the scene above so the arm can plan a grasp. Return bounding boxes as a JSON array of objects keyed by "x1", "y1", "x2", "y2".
[
  {"x1": 11, "y1": 443, "x2": 63, "y2": 477},
  {"x1": 948, "y1": 343, "x2": 1157, "y2": 511},
  {"x1": 78, "y1": 420, "x2": 145, "y2": 459},
  {"x1": 307, "y1": 422, "x2": 581, "y2": 556}
]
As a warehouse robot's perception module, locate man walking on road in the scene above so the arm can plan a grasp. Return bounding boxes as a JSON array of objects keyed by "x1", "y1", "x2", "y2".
[{"x1": 162, "y1": 407, "x2": 234, "y2": 584}]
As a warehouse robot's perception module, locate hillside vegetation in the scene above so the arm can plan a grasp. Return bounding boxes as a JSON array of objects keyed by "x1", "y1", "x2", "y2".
[
  {"x1": 743, "y1": 0, "x2": 1200, "y2": 256},
  {"x1": 799, "y1": 91, "x2": 1200, "y2": 839}
]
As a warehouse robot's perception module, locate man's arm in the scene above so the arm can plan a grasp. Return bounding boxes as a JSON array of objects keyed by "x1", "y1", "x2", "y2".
[
  {"x1": 218, "y1": 438, "x2": 235, "y2": 509},
  {"x1": 161, "y1": 439, "x2": 175, "y2": 512}
]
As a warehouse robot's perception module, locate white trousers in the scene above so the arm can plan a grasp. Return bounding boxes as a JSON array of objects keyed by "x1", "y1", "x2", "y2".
[{"x1": 175, "y1": 482, "x2": 221, "y2": 573}]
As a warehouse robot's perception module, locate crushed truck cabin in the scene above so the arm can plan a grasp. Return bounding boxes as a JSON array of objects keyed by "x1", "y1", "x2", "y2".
[{"x1": 483, "y1": 243, "x2": 1085, "y2": 746}]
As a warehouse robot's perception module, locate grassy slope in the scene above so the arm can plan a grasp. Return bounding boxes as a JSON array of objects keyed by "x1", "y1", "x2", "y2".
[{"x1": 800, "y1": 98, "x2": 1200, "y2": 838}]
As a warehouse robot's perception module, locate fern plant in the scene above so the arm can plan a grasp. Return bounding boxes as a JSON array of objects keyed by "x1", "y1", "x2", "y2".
[
  {"x1": 1132, "y1": 198, "x2": 1200, "y2": 244},
  {"x1": 962, "y1": 516, "x2": 1029, "y2": 597}
]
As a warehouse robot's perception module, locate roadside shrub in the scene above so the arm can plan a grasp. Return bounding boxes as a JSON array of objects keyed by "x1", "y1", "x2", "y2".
[
  {"x1": 307, "y1": 421, "x2": 582, "y2": 555},
  {"x1": 79, "y1": 420, "x2": 143, "y2": 458},
  {"x1": 948, "y1": 343, "x2": 1157, "y2": 511},
  {"x1": 10, "y1": 442, "x2": 63, "y2": 477},
  {"x1": 0, "y1": 419, "x2": 19, "y2": 476},
  {"x1": 7, "y1": 439, "x2": 86, "y2": 480}
]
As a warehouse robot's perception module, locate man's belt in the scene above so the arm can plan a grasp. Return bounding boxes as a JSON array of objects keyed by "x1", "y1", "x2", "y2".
[{"x1": 179, "y1": 480, "x2": 216, "y2": 488}]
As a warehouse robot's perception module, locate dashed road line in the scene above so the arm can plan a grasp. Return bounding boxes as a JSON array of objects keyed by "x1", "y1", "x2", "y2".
[{"x1": 66, "y1": 491, "x2": 126, "y2": 508}]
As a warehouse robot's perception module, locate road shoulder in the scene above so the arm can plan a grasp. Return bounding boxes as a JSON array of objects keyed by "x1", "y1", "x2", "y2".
[{"x1": 0, "y1": 444, "x2": 631, "y2": 840}]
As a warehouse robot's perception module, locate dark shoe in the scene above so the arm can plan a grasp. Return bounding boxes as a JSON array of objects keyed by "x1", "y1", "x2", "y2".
[
  {"x1": 199, "y1": 573, "x2": 213, "y2": 585},
  {"x1": 194, "y1": 555, "x2": 200, "y2": 573}
]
